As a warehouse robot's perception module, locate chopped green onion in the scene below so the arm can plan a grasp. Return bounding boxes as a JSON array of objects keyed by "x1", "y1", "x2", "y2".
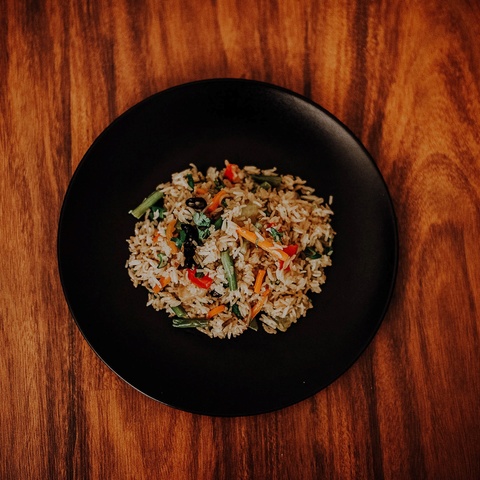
[
  {"x1": 192, "y1": 212, "x2": 211, "y2": 241},
  {"x1": 221, "y1": 250, "x2": 237, "y2": 291},
  {"x1": 157, "y1": 253, "x2": 166, "y2": 268},
  {"x1": 171, "y1": 305, "x2": 188, "y2": 318},
  {"x1": 172, "y1": 318, "x2": 209, "y2": 328},
  {"x1": 251, "y1": 174, "x2": 282, "y2": 188},
  {"x1": 129, "y1": 191, "x2": 164, "y2": 219},
  {"x1": 259, "y1": 181, "x2": 271, "y2": 190}
]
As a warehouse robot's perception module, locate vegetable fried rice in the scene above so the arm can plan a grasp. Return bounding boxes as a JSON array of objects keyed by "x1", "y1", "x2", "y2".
[{"x1": 126, "y1": 161, "x2": 335, "y2": 338}]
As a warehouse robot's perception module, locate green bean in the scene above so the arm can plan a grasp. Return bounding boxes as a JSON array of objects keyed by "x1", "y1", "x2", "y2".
[{"x1": 220, "y1": 250, "x2": 237, "y2": 291}]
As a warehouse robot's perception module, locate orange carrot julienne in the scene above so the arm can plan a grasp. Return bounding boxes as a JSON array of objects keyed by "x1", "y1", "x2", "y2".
[
  {"x1": 251, "y1": 287, "x2": 269, "y2": 319},
  {"x1": 152, "y1": 232, "x2": 160, "y2": 243},
  {"x1": 195, "y1": 187, "x2": 208, "y2": 195},
  {"x1": 205, "y1": 189, "x2": 229, "y2": 213},
  {"x1": 253, "y1": 269, "x2": 266, "y2": 293},
  {"x1": 166, "y1": 219, "x2": 178, "y2": 253},
  {"x1": 153, "y1": 276, "x2": 171, "y2": 294},
  {"x1": 159, "y1": 276, "x2": 171, "y2": 288},
  {"x1": 236, "y1": 227, "x2": 290, "y2": 262},
  {"x1": 206, "y1": 304, "x2": 226, "y2": 319}
]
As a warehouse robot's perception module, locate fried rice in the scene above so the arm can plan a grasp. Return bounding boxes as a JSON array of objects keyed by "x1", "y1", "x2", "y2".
[{"x1": 126, "y1": 161, "x2": 335, "y2": 339}]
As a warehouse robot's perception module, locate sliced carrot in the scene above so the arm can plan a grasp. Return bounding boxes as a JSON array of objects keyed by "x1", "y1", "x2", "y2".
[
  {"x1": 166, "y1": 219, "x2": 178, "y2": 253},
  {"x1": 253, "y1": 269, "x2": 266, "y2": 293},
  {"x1": 236, "y1": 227, "x2": 290, "y2": 262},
  {"x1": 159, "y1": 276, "x2": 171, "y2": 288},
  {"x1": 195, "y1": 187, "x2": 208, "y2": 195},
  {"x1": 251, "y1": 287, "x2": 269, "y2": 319},
  {"x1": 152, "y1": 232, "x2": 160, "y2": 243},
  {"x1": 153, "y1": 276, "x2": 171, "y2": 294},
  {"x1": 205, "y1": 189, "x2": 229, "y2": 213},
  {"x1": 206, "y1": 304, "x2": 227, "y2": 319}
]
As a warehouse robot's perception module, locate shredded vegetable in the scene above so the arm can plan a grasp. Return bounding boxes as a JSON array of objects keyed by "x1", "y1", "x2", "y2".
[
  {"x1": 166, "y1": 219, "x2": 179, "y2": 253},
  {"x1": 253, "y1": 269, "x2": 267, "y2": 293},
  {"x1": 207, "y1": 305, "x2": 226, "y2": 318},
  {"x1": 205, "y1": 189, "x2": 229, "y2": 213},
  {"x1": 250, "y1": 287, "x2": 270, "y2": 320},
  {"x1": 236, "y1": 226, "x2": 290, "y2": 262}
]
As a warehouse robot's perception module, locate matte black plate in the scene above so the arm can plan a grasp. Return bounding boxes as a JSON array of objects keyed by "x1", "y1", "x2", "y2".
[{"x1": 58, "y1": 79, "x2": 398, "y2": 416}]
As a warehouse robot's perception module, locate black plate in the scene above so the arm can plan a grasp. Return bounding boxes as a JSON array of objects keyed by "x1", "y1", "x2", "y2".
[{"x1": 58, "y1": 79, "x2": 398, "y2": 416}]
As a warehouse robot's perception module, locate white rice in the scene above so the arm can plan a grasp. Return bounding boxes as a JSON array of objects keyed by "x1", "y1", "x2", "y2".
[{"x1": 126, "y1": 161, "x2": 335, "y2": 339}]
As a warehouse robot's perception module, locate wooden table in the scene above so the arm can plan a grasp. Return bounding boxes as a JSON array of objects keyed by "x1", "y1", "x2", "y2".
[{"x1": 2, "y1": 1, "x2": 479, "y2": 478}]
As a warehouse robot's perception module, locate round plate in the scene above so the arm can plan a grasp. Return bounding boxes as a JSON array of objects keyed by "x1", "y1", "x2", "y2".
[{"x1": 58, "y1": 79, "x2": 398, "y2": 416}]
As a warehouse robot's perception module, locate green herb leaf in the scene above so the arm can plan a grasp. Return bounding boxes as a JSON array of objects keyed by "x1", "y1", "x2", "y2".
[
  {"x1": 149, "y1": 205, "x2": 166, "y2": 221},
  {"x1": 268, "y1": 227, "x2": 283, "y2": 242},
  {"x1": 186, "y1": 173, "x2": 195, "y2": 190},
  {"x1": 198, "y1": 228, "x2": 210, "y2": 242},
  {"x1": 213, "y1": 217, "x2": 223, "y2": 230},
  {"x1": 171, "y1": 229, "x2": 186, "y2": 249},
  {"x1": 193, "y1": 212, "x2": 211, "y2": 227}
]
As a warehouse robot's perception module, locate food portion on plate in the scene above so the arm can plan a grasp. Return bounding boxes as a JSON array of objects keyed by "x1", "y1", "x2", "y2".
[{"x1": 126, "y1": 162, "x2": 335, "y2": 338}]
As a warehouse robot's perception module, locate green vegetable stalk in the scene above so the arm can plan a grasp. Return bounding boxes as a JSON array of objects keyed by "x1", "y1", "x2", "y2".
[
  {"x1": 221, "y1": 250, "x2": 237, "y2": 291},
  {"x1": 171, "y1": 305, "x2": 188, "y2": 318},
  {"x1": 129, "y1": 190, "x2": 164, "y2": 219},
  {"x1": 251, "y1": 174, "x2": 282, "y2": 188},
  {"x1": 172, "y1": 318, "x2": 209, "y2": 328}
]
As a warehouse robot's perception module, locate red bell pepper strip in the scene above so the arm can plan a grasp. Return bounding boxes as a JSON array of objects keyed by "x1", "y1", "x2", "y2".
[
  {"x1": 224, "y1": 163, "x2": 240, "y2": 182},
  {"x1": 187, "y1": 268, "x2": 213, "y2": 289},
  {"x1": 278, "y1": 245, "x2": 298, "y2": 271},
  {"x1": 282, "y1": 245, "x2": 298, "y2": 257}
]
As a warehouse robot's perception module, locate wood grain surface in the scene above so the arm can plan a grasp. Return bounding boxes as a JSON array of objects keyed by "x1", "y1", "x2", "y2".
[{"x1": 1, "y1": 0, "x2": 479, "y2": 478}]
